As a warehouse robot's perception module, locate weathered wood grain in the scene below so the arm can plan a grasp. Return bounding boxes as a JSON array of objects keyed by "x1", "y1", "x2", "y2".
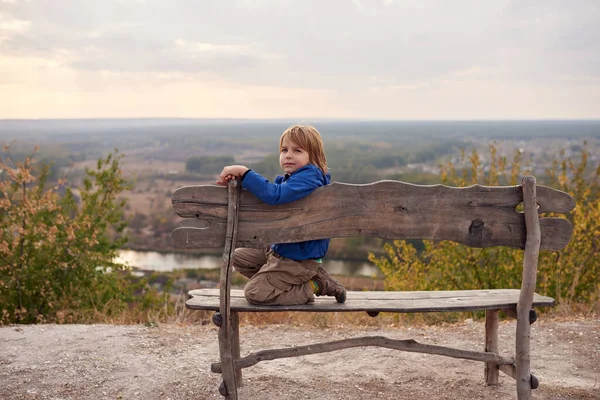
[
  {"x1": 210, "y1": 336, "x2": 515, "y2": 374},
  {"x1": 172, "y1": 217, "x2": 571, "y2": 251},
  {"x1": 516, "y1": 176, "x2": 541, "y2": 400},
  {"x1": 172, "y1": 181, "x2": 576, "y2": 217},
  {"x1": 186, "y1": 289, "x2": 555, "y2": 313},
  {"x1": 217, "y1": 180, "x2": 240, "y2": 400},
  {"x1": 231, "y1": 312, "x2": 241, "y2": 387},
  {"x1": 485, "y1": 310, "x2": 500, "y2": 385},
  {"x1": 171, "y1": 181, "x2": 575, "y2": 251}
]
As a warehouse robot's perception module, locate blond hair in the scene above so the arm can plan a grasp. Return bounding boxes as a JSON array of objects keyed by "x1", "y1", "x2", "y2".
[{"x1": 279, "y1": 125, "x2": 328, "y2": 174}]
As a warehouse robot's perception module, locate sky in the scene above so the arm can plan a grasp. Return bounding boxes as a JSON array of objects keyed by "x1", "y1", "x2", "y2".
[{"x1": 0, "y1": 0, "x2": 598, "y2": 120}]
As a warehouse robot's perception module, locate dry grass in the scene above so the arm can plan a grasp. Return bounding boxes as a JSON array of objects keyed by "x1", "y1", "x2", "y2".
[
  {"x1": 58, "y1": 267, "x2": 597, "y2": 329},
  {"x1": 67, "y1": 293, "x2": 597, "y2": 330}
]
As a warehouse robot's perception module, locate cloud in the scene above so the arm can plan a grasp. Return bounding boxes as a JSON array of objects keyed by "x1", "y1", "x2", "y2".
[
  {"x1": 0, "y1": 12, "x2": 30, "y2": 32},
  {"x1": 0, "y1": 11, "x2": 30, "y2": 47},
  {"x1": 0, "y1": 0, "x2": 598, "y2": 118},
  {"x1": 1, "y1": 0, "x2": 597, "y2": 90},
  {"x1": 173, "y1": 39, "x2": 252, "y2": 55}
]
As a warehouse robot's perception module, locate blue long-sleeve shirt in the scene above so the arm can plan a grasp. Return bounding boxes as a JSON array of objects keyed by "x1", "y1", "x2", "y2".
[{"x1": 241, "y1": 164, "x2": 331, "y2": 260}]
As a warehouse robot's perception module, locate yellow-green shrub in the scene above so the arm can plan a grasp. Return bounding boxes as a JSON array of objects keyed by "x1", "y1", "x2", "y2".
[{"x1": 0, "y1": 147, "x2": 173, "y2": 324}]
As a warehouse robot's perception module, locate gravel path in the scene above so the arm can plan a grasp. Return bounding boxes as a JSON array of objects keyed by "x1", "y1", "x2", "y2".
[{"x1": 1, "y1": 317, "x2": 599, "y2": 399}]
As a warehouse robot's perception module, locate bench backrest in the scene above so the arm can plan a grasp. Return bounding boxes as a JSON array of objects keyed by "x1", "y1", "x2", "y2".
[{"x1": 171, "y1": 180, "x2": 575, "y2": 251}]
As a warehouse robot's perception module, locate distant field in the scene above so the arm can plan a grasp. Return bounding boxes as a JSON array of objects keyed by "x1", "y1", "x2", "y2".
[{"x1": 2, "y1": 118, "x2": 599, "y2": 253}]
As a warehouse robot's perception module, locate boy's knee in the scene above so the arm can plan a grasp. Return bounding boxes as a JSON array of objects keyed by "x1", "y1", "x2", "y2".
[
  {"x1": 244, "y1": 277, "x2": 274, "y2": 305},
  {"x1": 232, "y1": 247, "x2": 265, "y2": 269},
  {"x1": 231, "y1": 248, "x2": 244, "y2": 267}
]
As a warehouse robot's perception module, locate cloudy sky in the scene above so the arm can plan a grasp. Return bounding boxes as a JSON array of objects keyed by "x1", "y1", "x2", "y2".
[{"x1": 0, "y1": 0, "x2": 598, "y2": 119}]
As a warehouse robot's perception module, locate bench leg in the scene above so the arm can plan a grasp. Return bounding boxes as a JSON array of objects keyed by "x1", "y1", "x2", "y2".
[
  {"x1": 484, "y1": 309, "x2": 499, "y2": 385},
  {"x1": 516, "y1": 308, "x2": 533, "y2": 400},
  {"x1": 218, "y1": 314, "x2": 238, "y2": 399},
  {"x1": 231, "y1": 311, "x2": 242, "y2": 387}
]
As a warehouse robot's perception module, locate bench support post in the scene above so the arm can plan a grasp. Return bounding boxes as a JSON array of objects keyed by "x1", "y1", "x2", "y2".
[
  {"x1": 231, "y1": 311, "x2": 242, "y2": 387},
  {"x1": 485, "y1": 309, "x2": 500, "y2": 385},
  {"x1": 516, "y1": 176, "x2": 541, "y2": 400},
  {"x1": 217, "y1": 180, "x2": 242, "y2": 399}
]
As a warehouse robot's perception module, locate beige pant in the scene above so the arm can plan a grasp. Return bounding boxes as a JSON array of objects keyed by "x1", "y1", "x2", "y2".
[{"x1": 232, "y1": 247, "x2": 319, "y2": 305}]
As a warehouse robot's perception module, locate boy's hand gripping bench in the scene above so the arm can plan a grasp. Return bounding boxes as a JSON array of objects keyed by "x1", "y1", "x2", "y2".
[{"x1": 171, "y1": 177, "x2": 575, "y2": 400}]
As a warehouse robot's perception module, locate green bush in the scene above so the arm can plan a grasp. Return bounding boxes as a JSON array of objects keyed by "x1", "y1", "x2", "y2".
[{"x1": 0, "y1": 147, "x2": 139, "y2": 323}]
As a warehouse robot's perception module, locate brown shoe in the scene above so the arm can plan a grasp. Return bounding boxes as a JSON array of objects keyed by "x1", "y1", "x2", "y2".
[{"x1": 313, "y1": 266, "x2": 346, "y2": 303}]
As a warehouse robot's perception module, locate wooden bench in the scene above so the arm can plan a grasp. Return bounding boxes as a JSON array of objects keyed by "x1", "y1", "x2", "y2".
[{"x1": 171, "y1": 177, "x2": 575, "y2": 400}]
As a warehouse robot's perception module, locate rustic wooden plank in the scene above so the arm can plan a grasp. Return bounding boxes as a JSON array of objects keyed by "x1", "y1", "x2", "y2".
[
  {"x1": 191, "y1": 288, "x2": 534, "y2": 300},
  {"x1": 217, "y1": 180, "x2": 241, "y2": 400},
  {"x1": 211, "y1": 336, "x2": 515, "y2": 374},
  {"x1": 172, "y1": 181, "x2": 576, "y2": 218},
  {"x1": 190, "y1": 288, "x2": 555, "y2": 303},
  {"x1": 516, "y1": 177, "x2": 541, "y2": 400},
  {"x1": 172, "y1": 217, "x2": 572, "y2": 252},
  {"x1": 485, "y1": 310, "x2": 500, "y2": 385},
  {"x1": 173, "y1": 185, "x2": 298, "y2": 221},
  {"x1": 171, "y1": 181, "x2": 574, "y2": 251},
  {"x1": 186, "y1": 289, "x2": 555, "y2": 312},
  {"x1": 535, "y1": 186, "x2": 576, "y2": 213}
]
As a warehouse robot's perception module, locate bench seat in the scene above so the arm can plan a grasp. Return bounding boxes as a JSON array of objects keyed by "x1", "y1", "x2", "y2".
[{"x1": 187, "y1": 288, "x2": 554, "y2": 313}]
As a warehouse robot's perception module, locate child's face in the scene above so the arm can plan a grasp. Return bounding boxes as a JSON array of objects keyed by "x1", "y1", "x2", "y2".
[{"x1": 279, "y1": 137, "x2": 310, "y2": 175}]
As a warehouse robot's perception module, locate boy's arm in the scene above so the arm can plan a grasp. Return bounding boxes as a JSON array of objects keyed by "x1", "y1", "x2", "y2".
[{"x1": 242, "y1": 167, "x2": 323, "y2": 205}]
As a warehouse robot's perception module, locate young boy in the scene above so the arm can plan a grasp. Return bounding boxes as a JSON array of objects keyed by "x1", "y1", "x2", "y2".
[{"x1": 217, "y1": 125, "x2": 346, "y2": 305}]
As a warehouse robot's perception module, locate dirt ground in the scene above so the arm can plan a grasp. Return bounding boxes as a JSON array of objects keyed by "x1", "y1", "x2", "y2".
[{"x1": 1, "y1": 317, "x2": 599, "y2": 400}]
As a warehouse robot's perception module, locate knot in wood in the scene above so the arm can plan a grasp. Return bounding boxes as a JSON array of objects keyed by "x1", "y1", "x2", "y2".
[
  {"x1": 468, "y1": 219, "x2": 485, "y2": 238},
  {"x1": 394, "y1": 205, "x2": 409, "y2": 214}
]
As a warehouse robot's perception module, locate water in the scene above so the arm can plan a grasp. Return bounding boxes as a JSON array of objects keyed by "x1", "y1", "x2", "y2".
[{"x1": 116, "y1": 249, "x2": 382, "y2": 277}]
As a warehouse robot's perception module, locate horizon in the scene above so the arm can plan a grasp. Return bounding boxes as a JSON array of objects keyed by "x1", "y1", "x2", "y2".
[
  {"x1": 2, "y1": 117, "x2": 600, "y2": 123},
  {"x1": 2, "y1": 118, "x2": 598, "y2": 142}
]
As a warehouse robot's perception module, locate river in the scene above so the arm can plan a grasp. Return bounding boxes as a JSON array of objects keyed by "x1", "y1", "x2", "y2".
[{"x1": 116, "y1": 249, "x2": 382, "y2": 277}]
